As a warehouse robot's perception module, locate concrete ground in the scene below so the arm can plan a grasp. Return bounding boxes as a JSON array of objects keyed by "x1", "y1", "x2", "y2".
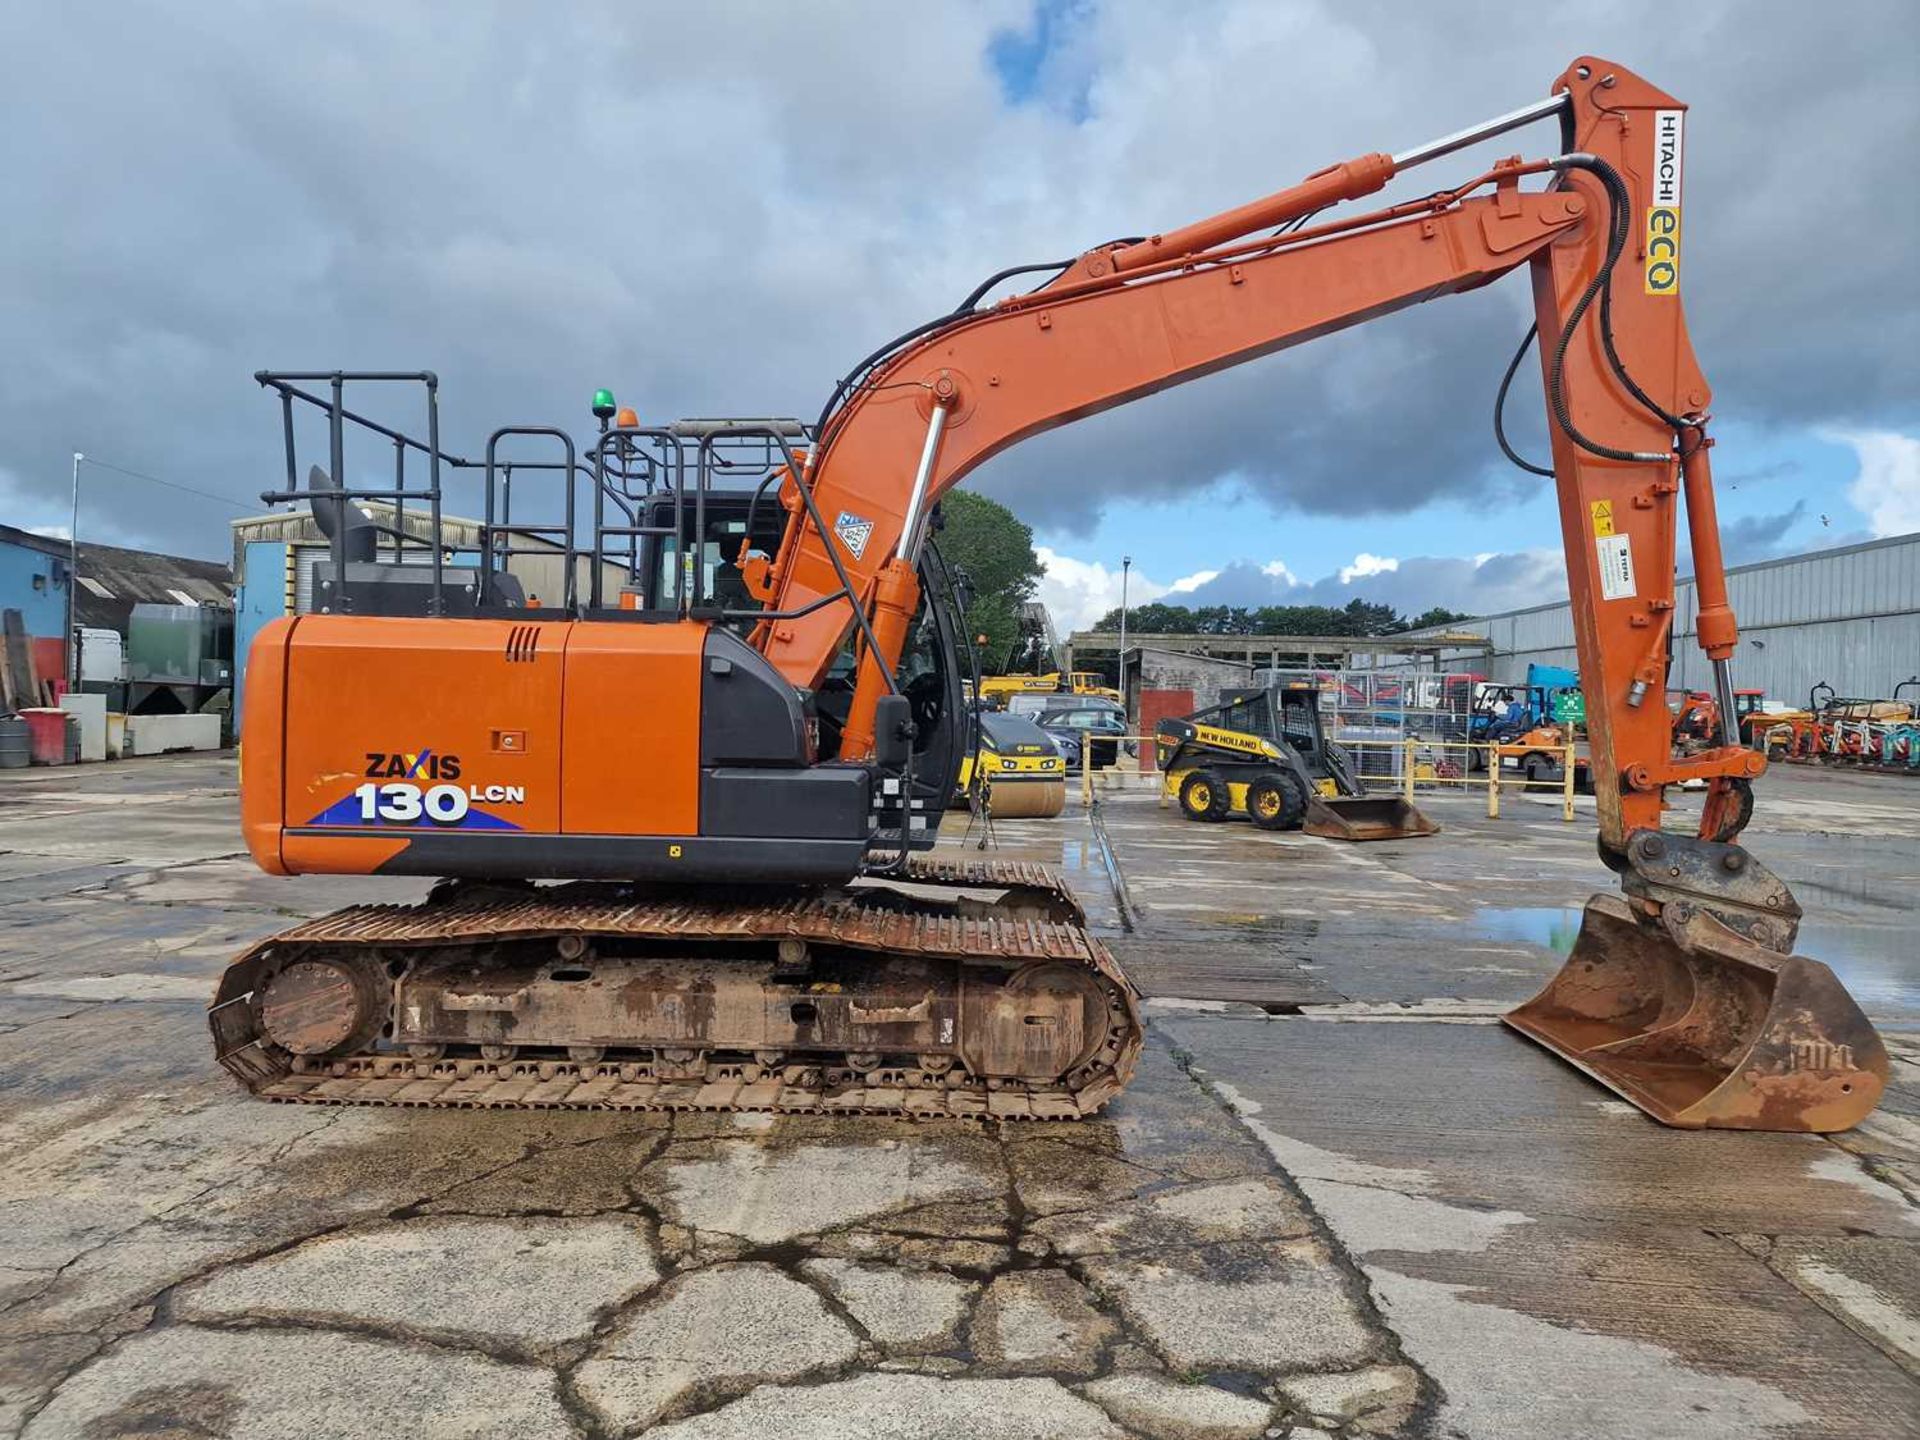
[{"x1": 0, "y1": 754, "x2": 1913, "y2": 1439}]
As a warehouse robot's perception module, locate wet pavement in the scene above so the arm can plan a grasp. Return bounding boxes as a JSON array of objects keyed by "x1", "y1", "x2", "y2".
[{"x1": 0, "y1": 754, "x2": 1914, "y2": 1438}]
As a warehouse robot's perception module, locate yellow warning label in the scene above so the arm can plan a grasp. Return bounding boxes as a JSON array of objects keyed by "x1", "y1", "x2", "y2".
[
  {"x1": 1590, "y1": 500, "x2": 1616, "y2": 537},
  {"x1": 1645, "y1": 207, "x2": 1680, "y2": 295}
]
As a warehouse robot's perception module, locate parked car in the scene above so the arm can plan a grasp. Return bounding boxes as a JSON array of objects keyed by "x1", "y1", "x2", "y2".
[
  {"x1": 1007, "y1": 692, "x2": 1124, "y2": 721},
  {"x1": 1037, "y1": 704, "x2": 1130, "y2": 771}
]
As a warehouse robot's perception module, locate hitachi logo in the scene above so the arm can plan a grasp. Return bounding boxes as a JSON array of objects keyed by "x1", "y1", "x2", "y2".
[{"x1": 1652, "y1": 110, "x2": 1683, "y2": 207}]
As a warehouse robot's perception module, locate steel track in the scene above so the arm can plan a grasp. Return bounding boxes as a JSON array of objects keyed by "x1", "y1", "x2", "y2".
[{"x1": 209, "y1": 859, "x2": 1141, "y2": 1120}]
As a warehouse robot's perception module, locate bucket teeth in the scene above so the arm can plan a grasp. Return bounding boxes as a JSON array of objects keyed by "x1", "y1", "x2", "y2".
[{"x1": 1503, "y1": 893, "x2": 1887, "y2": 1132}]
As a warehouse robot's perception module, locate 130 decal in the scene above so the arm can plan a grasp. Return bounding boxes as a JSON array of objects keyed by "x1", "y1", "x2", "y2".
[
  {"x1": 307, "y1": 747, "x2": 527, "y2": 831},
  {"x1": 351, "y1": 781, "x2": 526, "y2": 825}
]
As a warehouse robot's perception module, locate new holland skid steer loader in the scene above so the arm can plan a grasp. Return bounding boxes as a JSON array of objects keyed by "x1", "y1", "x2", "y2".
[{"x1": 1156, "y1": 686, "x2": 1439, "y2": 841}]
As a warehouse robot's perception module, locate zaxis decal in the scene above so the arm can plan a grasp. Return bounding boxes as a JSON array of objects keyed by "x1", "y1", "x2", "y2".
[
  {"x1": 365, "y1": 749, "x2": 460, "y2": 779},
  {"x1": 308, "y1": 749, "x2": 526, "y2": 830}
]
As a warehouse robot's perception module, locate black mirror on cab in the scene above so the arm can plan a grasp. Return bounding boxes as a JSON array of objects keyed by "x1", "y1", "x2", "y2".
[{"x1": 874, "y1": 694, "x2": 914, "y2": 771}]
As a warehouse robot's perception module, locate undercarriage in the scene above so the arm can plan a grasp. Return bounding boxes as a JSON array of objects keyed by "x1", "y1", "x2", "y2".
[{"x1": 209, "y1": 857, "x2": 1142, "y2": 1120}]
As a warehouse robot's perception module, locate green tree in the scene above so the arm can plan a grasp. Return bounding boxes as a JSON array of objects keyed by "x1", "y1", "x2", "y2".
[
  {"x1": 1091, "y1": 596, "x2": 1480, "y2": 638},
  {"x1": 931, "y1": 491, "x2": 1045, "y2": 675},
  {"x1": 1395, "y1": 605, "x2": 1476, "y2": 632}
]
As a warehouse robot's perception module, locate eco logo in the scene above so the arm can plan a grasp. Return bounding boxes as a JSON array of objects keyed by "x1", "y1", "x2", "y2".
[{"x1": 1645, "y1": 109, "x2": 1683, "y2": 296}]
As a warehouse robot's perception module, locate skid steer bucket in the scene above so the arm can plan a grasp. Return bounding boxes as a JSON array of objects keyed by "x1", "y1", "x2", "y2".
[
  {"x1": 1505, "y1": 892, "x2": 1887, "y2": 1131},
  {"x1": 1302, "y1": 794, "x2": 1440, "y2": 842}
]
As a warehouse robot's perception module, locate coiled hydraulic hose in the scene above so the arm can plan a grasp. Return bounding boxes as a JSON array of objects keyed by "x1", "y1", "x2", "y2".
[{"x1": 1542, "y1": 153, "x2": 1697, "y2": 465}]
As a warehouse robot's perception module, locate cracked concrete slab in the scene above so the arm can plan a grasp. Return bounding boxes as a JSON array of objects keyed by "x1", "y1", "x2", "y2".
[
  {"x1": 806, "y1": 1229, "x2": 1014, "y2": 1273},
  {"x1": 20, "y1": 1324, "x2": 574, "y2": 1438},
  {"x1": 1156, "y1": 1005, "x2": 1920, "y2": 1437},
  {"x1": 1083, "y1": 1239, "x2": 1379, "y2": 1373},
  {"x1": 1747, "y1": 1234, "x2": 1920, "y2": 1374},
  {"x1": 1005, "y1": 1135, "x2": 1168, "y2": 1218},
  {"x1": 6, "y1": 972, "x2": 211, "y2": 1002},
  {"x1": 647, "y1": 1136, "x2": 1001, "y2": 1245},
  {"x1": 13, "y1": 754, "x2": 1913, "y2": 1439},
  {"x1": 969, "y1": 1270, "x2": 1116, "y2": 1376},
  {"x1": 174, "y1": 1214, "x2": 658, "y2": 1350},
  {"x1": 1275, "y1": 1364, "x2": 1421, "y2": 1435},
  {"x1": 574, "y1": 1262, "x2": 859, "y2": 1432},
  {"x1": 1372, "y1": 1269, "x2": 1815, "y2": 1440},
  {"x1": 417, "y1": 1129, "x2": 666, "y2": 1216},
  {"x1": 644, "y1": 1373, "x2": 1129, "y2": 1439},
  {"x1": 1029, "y1": 1175, "x2": 1311, "y2": 1257},
  {"x1": 801, "y1": 1258, "x2": 976, "y2": 1350},
  {"x1": 1081, "y1": 1372, "x2": 1275, "y2": 1440}
]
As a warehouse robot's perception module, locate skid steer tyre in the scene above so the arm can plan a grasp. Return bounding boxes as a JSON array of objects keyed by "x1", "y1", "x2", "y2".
[
  {"x1": 1179, "y1": 769, "x2": 1231, "y2": 822},
  {"x1": 1246, "y1": 770, "x2": 1308, "y2": 831}
]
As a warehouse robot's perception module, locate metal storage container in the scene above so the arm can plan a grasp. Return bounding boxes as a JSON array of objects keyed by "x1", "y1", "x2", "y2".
[{"x1": 0, "y1": 716, "x2": 28, "y2": 769}]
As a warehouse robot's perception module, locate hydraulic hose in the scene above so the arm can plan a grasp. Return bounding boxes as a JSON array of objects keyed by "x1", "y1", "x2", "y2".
[
  {"x1": 1543, "y1": 153, "x2": 1695, "y2": 465},
  {"x1": 1494, "y1": 322, "x2": 1554, "y2": 477}
]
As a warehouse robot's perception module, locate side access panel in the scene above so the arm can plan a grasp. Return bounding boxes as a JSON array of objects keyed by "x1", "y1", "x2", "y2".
[
  {"x1": 560, "y1": 620, "x2": 705, "y2": 836},
  {"x1": 278, "y1": 616, "x2": 564, "y2": 874}
]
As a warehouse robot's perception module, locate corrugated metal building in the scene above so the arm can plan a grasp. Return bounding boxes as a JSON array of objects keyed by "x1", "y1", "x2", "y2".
[
  {"x1": 1381, "y1": 532, "x2": 1920, "y2": 703},
  {"x1": 72, "y1": 540, "x2": 230, "y2": 632},
  {"x1": 2, "y1": 523, "x2": 234, "y2": 689}
]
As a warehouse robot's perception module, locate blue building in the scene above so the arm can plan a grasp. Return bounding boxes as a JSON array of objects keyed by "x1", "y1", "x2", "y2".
[{"x1": 0, "y1": 521, "x2": 75, "y2": 687}]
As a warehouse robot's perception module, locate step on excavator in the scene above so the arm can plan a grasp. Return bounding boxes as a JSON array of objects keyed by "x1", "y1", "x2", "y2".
[{"x1": 213, "y1": 56, "x2": 1885, "y2": 1130}]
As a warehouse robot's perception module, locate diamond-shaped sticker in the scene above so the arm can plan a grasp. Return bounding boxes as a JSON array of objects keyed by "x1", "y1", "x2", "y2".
[{"x1": 834, "y1": 510, "x2": 875, "y2": 561}]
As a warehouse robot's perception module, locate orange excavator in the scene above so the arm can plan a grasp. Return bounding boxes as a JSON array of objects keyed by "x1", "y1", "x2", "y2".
[{"x1": 213, "y1": 56, "x2": 1884, "y2": 1130}]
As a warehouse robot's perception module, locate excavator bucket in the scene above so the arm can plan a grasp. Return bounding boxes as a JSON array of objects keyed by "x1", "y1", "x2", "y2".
[
  {"x1": 1302, "y1": 794, "x2": 1441, "y2": 842},
  {"x1": 1504, "y1": 892, "x2": 1887, "y2": 1130}
]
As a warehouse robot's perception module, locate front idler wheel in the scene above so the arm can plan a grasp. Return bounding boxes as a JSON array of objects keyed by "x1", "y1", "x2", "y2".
[{"x1": 255, "y1": 954, "x2": 386, "y2": 1058}]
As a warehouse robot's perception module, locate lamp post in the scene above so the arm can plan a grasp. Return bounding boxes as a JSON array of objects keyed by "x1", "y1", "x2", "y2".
[
  {"x1": 68, "y1": 453, "x2": 83, "y2": 684},
  {"x1": 1118, "y1": 555, "x2": 1132, "y2": 718}
]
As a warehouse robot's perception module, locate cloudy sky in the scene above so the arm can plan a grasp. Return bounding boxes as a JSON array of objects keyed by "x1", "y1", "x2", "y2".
[{"x1": 3, "y1": 1, "x2": 1915, "y2": 628}]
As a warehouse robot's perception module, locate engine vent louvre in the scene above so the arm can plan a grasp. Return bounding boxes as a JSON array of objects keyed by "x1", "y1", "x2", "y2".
[{"x1": 506, "y1": 625, "x2": 541, "y2": 662}]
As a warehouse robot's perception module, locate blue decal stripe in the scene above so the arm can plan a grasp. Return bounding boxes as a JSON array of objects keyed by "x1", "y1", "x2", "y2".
[{"x1": 304, "y1": 794, "x2": 522, "y2": 831}]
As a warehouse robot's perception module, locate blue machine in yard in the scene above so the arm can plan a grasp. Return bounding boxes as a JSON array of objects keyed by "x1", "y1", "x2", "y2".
[{"x1": 1472, "y1": 664, "x2": 1581, "y2": 742}]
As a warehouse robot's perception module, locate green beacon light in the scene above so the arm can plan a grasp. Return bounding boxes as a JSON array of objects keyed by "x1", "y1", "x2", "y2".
[{"x1": 591, "y1": 388, "x2": 618, "y2": 420}]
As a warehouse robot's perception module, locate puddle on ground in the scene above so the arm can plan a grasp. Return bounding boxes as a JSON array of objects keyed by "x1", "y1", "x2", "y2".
[
  {"x1": 1472, "y1": 906, "x2": 1582, "y2": 956},
  {"x1": 1472, "y1": 907, "x2": 1915, "y2": 1015}
]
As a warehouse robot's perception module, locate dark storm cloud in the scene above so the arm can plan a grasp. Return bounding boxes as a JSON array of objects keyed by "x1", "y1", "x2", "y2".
[
  {"x1": 0, "y1": 1, "x2": 1912, "y2": 558},
  {"x1": 1717, "y1": 501, "x2": 1808, "y2": 565}
]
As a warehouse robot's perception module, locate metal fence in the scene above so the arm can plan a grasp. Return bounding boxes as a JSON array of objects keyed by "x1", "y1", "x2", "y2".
[
  {"x1": 1071, "y1": 730, "x2": 1579, "y2": 822},
  {"x1": 1255, "y1": 667, "x2": 1487, "y2": 784}
]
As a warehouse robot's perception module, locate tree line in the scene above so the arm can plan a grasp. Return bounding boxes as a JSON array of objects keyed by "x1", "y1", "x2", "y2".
[{"x1": 1089, "y1": 598, "x2": 1474, "y2": 638}]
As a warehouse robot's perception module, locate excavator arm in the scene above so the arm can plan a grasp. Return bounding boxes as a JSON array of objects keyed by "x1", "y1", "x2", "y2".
[
  {"x1": 756, "y1": 58, "x2": 1748, "y2": 850},
  {"x1": 751, "y1": 56, "x2": 1886, "y2": 1131}
]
